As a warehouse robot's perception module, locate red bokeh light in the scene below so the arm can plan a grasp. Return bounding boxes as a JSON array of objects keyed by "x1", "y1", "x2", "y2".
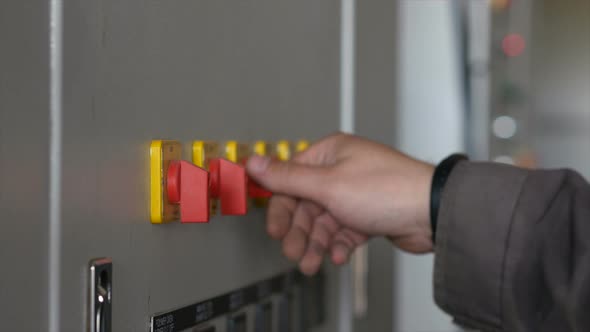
[
  {"x1": 502, "y1": 34, "x2": 526, "y2": 57},
  {"x1": 492, "y1": 0, "x2": 512, "y2": 12}
]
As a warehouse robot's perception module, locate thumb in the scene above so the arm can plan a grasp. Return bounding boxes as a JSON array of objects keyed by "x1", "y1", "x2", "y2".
[{"x1": 246, "y1": 155, "x2": 329, "y2": 200}]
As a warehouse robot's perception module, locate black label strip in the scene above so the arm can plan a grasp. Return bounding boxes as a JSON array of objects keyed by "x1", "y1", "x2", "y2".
[{"x1": 150, "y1": 270, "x2": 302, "y2": 332}]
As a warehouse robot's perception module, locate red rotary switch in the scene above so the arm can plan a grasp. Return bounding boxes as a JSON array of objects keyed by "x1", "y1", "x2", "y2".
[
  {"x1": 167, "y1": 160, "x2": 210, "y2": 223},
  {"x1": 248, "y1": 179, "x2": 272, "y2": 199},
  {"x1": 209, "y1": 158, "x2": 248, "y2": 215}
]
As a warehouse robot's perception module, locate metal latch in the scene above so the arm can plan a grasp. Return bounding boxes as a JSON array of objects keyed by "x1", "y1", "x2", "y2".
[{"x1": 89, "y1": 258, "x2": 112, "y2": 332}]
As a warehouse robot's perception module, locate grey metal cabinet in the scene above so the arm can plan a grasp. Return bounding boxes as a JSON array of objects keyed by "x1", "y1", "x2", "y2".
[{"x1": 1, "y1": 1, "x2": 344, "y2": 331}]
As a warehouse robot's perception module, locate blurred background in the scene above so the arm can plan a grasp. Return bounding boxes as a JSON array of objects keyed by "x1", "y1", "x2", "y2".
[{"x1": 358, "y1": 0, "x2": 589, "y2": 331}]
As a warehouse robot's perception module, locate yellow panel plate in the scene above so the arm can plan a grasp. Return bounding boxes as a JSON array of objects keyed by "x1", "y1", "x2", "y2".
[
  {"x1": 225, "y1": 141, "x2": 251, "y2": 163},
  {"x1": 251, "y1": 140, "x2": 273, "y2": 208},
  {"x1": 150, "y1": 140, "x2": 182, "y2": 224},
  {"x1": 192, "y1": 141, "x2": 221, "y2": 169},
  {"x1": 296, "y1": 140, "x2": 310, "y2": 153},
  {"x1": 253, "y1": 140, "x2": 270, "y2": 157},
  {"x1": 192, "y1": 141, "x2": 221, "y2": 215},
  {"x1": 276, "y1": 140, "x2": 291, "y2": 161},
  {"x1": 225, "y1": 140, "x2": 254, "y2": 208},
  {"x1": 255, "y1": 140, "x2": 308, "y2": 158}
]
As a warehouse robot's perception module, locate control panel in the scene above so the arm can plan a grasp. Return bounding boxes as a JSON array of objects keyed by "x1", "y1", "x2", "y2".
[
  {"x1": 4, "y1": 1, "x2": 346, "y2": 331},
  {"x1": 147, "y1": 139, "x2": 325, "y2": 332},
  {"x1": 151, "y1": 269, "x2": 325, "y2": 332},
  {"x1": 150, "y1": 140, "x2": 309, "y2": 224}
]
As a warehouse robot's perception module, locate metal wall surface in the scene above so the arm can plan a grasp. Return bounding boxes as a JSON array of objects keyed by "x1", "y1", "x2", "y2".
[
  {"x1": 54, "y1": 1, "x2": 340, "y2": 331},
  {"x1": 0, "y1": 1, "x2": 51, "y2": 330},
  {"x1": 353, "y1": 0, "x2": 398, "y2": 330}
]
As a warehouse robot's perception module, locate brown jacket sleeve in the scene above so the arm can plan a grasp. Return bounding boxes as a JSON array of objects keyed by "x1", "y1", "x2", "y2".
[{"x1": 433, "y1": 161, "x2": 590, "y2": 332}]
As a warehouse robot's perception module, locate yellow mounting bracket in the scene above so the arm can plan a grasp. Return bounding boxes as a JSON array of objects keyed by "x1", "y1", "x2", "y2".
[
  {"x1": 296, "y1": 140, "x2": 310, "y2": 153},
  {"x1": 276, "y1": 140, "x2": 291, "y2": 161},
  {"x1": 225, "y1": 141, "x2": 251, "y2": 163},
  {"x1": 192, "y1": 141, "x2": 222, "y2": 216},
  {"x1": 192, "y1": 141, "x2": 221, "y2": 169},
  {"x1": 150, "y1": 140, "x2": 182, "y2": 224}
]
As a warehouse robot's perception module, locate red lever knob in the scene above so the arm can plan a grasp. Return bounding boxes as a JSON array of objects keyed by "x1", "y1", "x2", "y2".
[
  {"x1": 248, "y1": 178, "x2": 273, "y2": 199},
  {"x1": 209, "y1": 158, "x2": 248, "y2": 215},
  {"x1": 167, "y1": 160, "x2": 210, "y2": 223}
]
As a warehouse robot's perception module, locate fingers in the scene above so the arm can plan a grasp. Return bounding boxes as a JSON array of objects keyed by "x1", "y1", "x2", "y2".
[
  {"x1": 281, "y1": 201, "x2": 322, "y2": 261},
  {"x1": 265, "y1": 194, "x2": 368, "y2": 275},
  {"x1": 266, "y1": 195, "x2": 297, "y2": 239},
  {"x1": 330, "y1": 229, "x2": 367, "y2": 265},
  {"x1": 290, "y1": 133, "x2": 345, "y2": 165},
  {"x1": 298, "y1": 212, "x2": 339, "y2": 275},
  {"x1": 246, "y1": 156, "x2": 330, "y2": 202}
]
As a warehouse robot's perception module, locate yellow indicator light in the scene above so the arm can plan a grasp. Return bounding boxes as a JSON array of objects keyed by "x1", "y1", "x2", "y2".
[
  {"x1": 296, "y1": 140, "x2": 310, "y2": 152},
  {"x1": 150, "y1": 140, "x2": 182, "y2": 224},
  {"x1": 276, "y1": 140, "x2": 291, "y2": 161}
]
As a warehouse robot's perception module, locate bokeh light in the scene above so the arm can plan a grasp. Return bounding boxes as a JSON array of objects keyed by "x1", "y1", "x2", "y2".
[
  {"x1": 502, "y1": 34, "x2": 526, "y2": 57},
  {"x1": 491, "y1": 0, "x2": 512, "y2": 12},
  {"x1": 493, "y1": 115, "x2": 518, "y2": 139}
]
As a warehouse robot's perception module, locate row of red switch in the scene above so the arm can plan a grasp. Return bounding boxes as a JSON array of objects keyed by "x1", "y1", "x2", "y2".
[{"x1": 166, "y1": 158, "x2": 272, "y2": 223}]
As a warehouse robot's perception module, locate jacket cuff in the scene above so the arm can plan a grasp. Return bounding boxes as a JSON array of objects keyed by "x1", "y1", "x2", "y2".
[{"x1": 433, "y1": 161, "x2": 528, "y2": 331}]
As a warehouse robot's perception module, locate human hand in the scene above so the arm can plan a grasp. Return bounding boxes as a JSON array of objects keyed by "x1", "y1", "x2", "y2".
[{"x1": 246, "y1": 133, "x2": 434, "y2": 275}]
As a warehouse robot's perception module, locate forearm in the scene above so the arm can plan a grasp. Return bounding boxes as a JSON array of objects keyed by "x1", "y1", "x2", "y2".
[{"x1": 433, "y1": 161, "x2": 590, "y2": 332}]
